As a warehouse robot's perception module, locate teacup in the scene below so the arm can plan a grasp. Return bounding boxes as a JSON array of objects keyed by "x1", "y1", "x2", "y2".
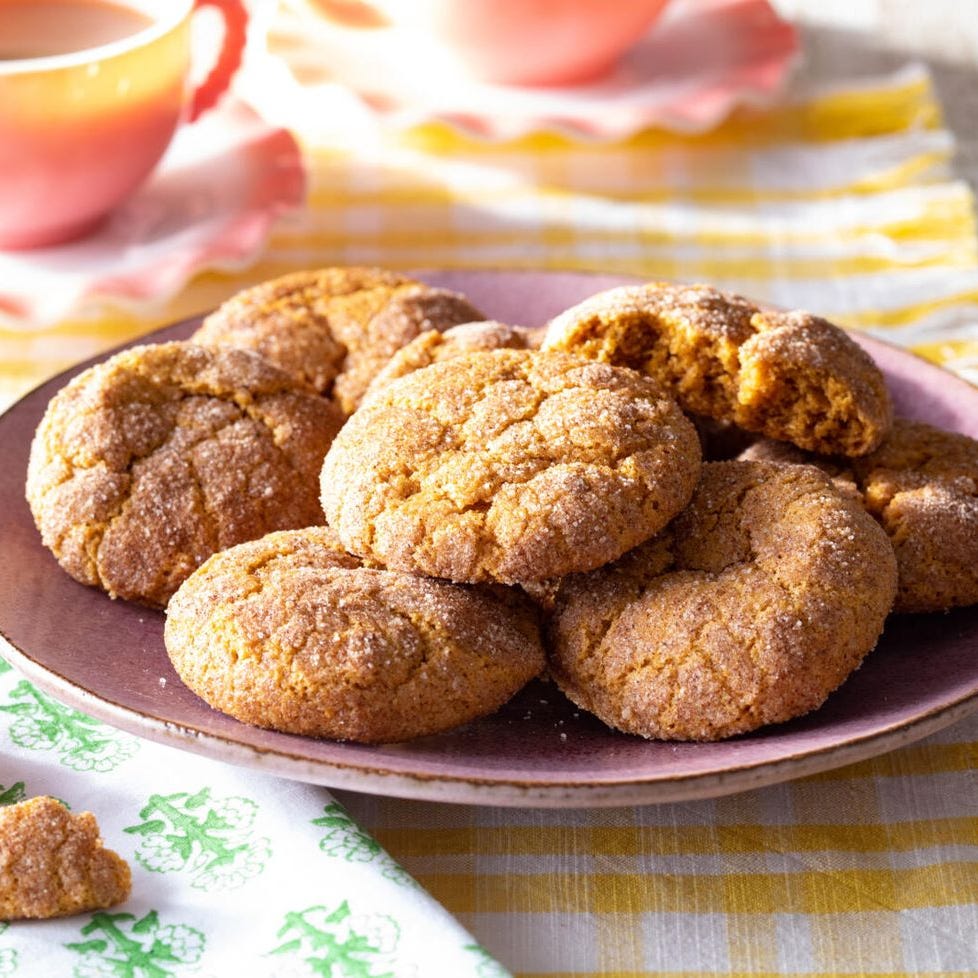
[
  {"x1": 305, "y1": 0, "x2": 672, "y2": 87},
  {"x1": 0, "y1": 0, "x2": 248, "y2": 250}
]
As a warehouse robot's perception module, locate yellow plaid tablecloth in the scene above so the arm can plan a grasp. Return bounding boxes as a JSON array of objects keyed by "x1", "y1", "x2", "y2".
[{"x1": 2, "y1": 63, "x2": 977, "y2": 976}]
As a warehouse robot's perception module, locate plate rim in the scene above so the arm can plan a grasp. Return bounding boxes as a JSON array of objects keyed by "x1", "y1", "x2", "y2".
[
  {"x1": 2, "y1": 628, "x2": 977, "y2": 807},
  {"x1": 3, "y1": 266, "x2": 978, "y2": 808}
]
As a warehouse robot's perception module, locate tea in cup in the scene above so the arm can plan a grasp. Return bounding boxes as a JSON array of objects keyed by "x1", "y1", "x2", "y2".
[{"x1": 0, "y1": 0, "x2": 248, "y2": 249}]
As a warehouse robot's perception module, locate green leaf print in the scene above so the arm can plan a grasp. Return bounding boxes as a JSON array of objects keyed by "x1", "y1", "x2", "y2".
[
  {"x1": 0, "y1": 782, "x2": 25, "y2": 807},
  {"x1": 0, "y1": 922, "x2": 16, "y2": 977},
  {"x1": 463, "y1": 944, "x2": 511, "y2": 978},
  {"x1": 66, "y1": 911, "x2": 205, "y2": 978},
  {"x1": 311, "y1": 803, "x2": 418, "y2": 890},
  {"x1": 270, "y1": 903, "x2": 401, "y2": 978},
  {"x1": 0, "y1": 949, "x2": 15, "y2": 977},
  {"x1": 0, "y1": 681, "x2": 137, "y2": 772},
  {"x1": 312, "y1": 803, "x2": 383, "y2": 863},
  {"x1": 0, "y1": 656, "x2": 11, "y2": 675},
  {"x1": 124, "y1": 788, "x2": 270, "y2": 891}
]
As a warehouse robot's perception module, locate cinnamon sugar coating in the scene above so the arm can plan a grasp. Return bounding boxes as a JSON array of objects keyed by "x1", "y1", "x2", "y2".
[
  {"x1": 742, "y1": 419, "x2": 978, "y2": 612},
  {"x1": 363, "y1": 321, "x2": 542, "y2": 399},
  {"x1": 192, "y1": 266, "x2": 485, "y2": 413},
  {"x1": 548, "y1": 461, "x2": 897, "y2": 741},
  {"x1": 26, "y1": 342, "x2": 343, "y2": 608},
  {"x1": 542, "y1": 282, "x2": 892, "y2": 456},
  {"x1": 164, "y1": 526, "x2": 545, "y2": 743},
  {"x1": 321, "y1": 349, "x2": 701, "y2": 585},
  {"x1": 0, "y1": 797, "x2": 131, "y2": 920}
]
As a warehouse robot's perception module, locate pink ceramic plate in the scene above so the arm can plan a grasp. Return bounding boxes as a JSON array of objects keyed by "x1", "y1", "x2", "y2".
[{"x1": 1, "y1": 270, "x2": 977, "y2": 808}]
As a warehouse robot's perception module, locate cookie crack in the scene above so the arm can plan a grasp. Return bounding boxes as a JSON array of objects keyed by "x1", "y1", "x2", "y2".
[{"x1": 88, "y1": 399, "x2": 257, "y2": 586}]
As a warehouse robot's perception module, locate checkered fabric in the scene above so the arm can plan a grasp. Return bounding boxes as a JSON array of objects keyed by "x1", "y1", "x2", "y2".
[
  {"x1": 3, "y1": 65, "x2": 977, "y2": 411},
  {"x1": 337, "y1": 714, "x2": 978, "y2": 975},
  {"x1": 1, "y1": 62, "x2": 976, "y2": 977}
]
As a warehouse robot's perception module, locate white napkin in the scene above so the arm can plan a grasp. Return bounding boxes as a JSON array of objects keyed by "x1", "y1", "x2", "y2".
[{"x1": 0, "y1": 654, "x2": 509, "y2": 978}]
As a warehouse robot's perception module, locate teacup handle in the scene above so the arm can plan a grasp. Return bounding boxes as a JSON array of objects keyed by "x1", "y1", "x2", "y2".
[{"x1": 188, "y1": 0, "x2": 249, "y2": 122}]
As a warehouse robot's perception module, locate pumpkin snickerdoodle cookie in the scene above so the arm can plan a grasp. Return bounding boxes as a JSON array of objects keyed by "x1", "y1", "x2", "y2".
[
  {"x1": 27, "y1": 342, "x2": 343, "y2": 608},
  {"x1": 321, "y1": 349, "x2": 701, "y2": 585},
  {"x1": 192, "y1": 266, "x2": 485, "y2": 413},
  {"x1": 0, "y1": 796, "x2": 131, "y2": 920},
  {"x1": 542, "y1": 282, "x2": 892, "y2": 456},
  {"x1": 547, "y1": 461, "x2": 897, "y2": 741},
  {"x1": 742, "y1": 419, "x2": 978, "y2": 613},
  {"x1": 363, "y1": 320, "x2": 541, "y2": 399},
  {"x1": 165, "y1": 527, "x2": 545, "y2": 743}
]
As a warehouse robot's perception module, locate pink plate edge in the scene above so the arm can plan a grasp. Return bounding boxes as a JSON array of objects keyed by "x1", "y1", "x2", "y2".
[{"x1": 2, "y1": 630, "x2": 977, "y2": 808}]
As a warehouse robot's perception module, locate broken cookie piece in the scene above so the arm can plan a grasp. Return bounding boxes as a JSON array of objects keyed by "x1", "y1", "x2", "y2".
[
  {"x1": 543, "y1": 282, "x2": 892, "y2": 457},
  {"x1": 0, "y1": 796, "x2": 131, "y2": 920}
]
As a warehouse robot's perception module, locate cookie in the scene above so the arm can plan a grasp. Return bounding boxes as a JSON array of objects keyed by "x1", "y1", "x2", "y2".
[
  {"x1": 27, "y1": 341, "x2": 343, "y2": 608},
  {"x1": 542, "y1": 282, "x2": 892, "y2": 456},
  {"x1": 164, "y1": 526, "x2": 545, "y2": 743},
  {"x1": 321, "y1": 349, "x2": 701, "y2": 584},
  {"x1": 192, "y1": 266, "x2": 485, "y2": 413},
  {"x1": 742, "y1": 419, "x2": 978, "y2": 613},
  {"x1": 0, "y1": 796, "x2": 131, "y2": 920},
  {"x1": 547, "y1": 460, "x2": 897, "y2": 741},
  {"x1": 363, "y1": 321, "x2": 541, "y2": 399}
]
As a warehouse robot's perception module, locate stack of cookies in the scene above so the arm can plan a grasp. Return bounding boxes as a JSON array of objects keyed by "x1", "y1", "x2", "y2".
[{"x1": 26, "y1": 269, "x2": 978, "y2": 745}]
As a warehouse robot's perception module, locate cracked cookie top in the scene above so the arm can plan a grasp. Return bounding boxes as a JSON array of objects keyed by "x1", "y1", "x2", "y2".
[
  {"x1": 26, "y1": 341, "x2": 344, "y2": 608},
  {"x1": 542, "y1": 282, "x2": 892, "y2": 456},
  {"x1": 547, "y1": 460, "x2": 897, "y2": 741},
  {"x1": 742, "y1": 419, "x2": 978, "y2": 613},
  {"x1": 321, "y1": 349, "x2": 701, "y2": 585},
  {"x1": 192, "y1": 266, "x2": 485, "y2": 414},
  {"x1": 164, "y1": 526, "x2": 545, "y2": 743}
]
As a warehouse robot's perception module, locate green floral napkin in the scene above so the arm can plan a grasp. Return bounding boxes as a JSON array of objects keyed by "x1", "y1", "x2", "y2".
[{"x1": 0, "y1": 654, "x2": 508, "y2": 978}]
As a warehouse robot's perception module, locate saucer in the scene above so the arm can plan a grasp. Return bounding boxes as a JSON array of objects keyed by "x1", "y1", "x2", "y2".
[
  {"x1": 0, "y1": 99, "x2": 305, "y2": 328},
  {"x1": 255, "y1": 0, "x2": 800, "y2": 141}
]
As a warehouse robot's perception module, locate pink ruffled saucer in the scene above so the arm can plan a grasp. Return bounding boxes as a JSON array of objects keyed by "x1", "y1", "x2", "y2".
[
  {"x1": 262, "y1": 0, "x2": 799, "y2": 141},
  {"x1": 0, "y1": 100, "x2": 305, "y2": 328}
]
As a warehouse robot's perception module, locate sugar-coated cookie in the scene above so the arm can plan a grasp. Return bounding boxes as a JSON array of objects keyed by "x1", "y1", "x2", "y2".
[
  {"x1": 543, "y1": 282, "x2": 891, "y2": 456},
  {"x1": 0, "y1": 797, "x2": 131, "y2": 920},
  {"x1": 321, "y1": 349, "x2": 701, "y2": 584},
  {"x1": 165, "y1": 527, "x2": 545, "y2": 743},
  {"x1": 742, "y1": 419, "x2": 978, "y2": 612},
  {"x1": 27, "y1": 342, "x2": 343, "y2": 607},
  {"x1": 193, "y1": 266, "x2": 485, "y2": 413},
  {"x1": 547, "y1": 461, "x2": 897, "y2": 740}
]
